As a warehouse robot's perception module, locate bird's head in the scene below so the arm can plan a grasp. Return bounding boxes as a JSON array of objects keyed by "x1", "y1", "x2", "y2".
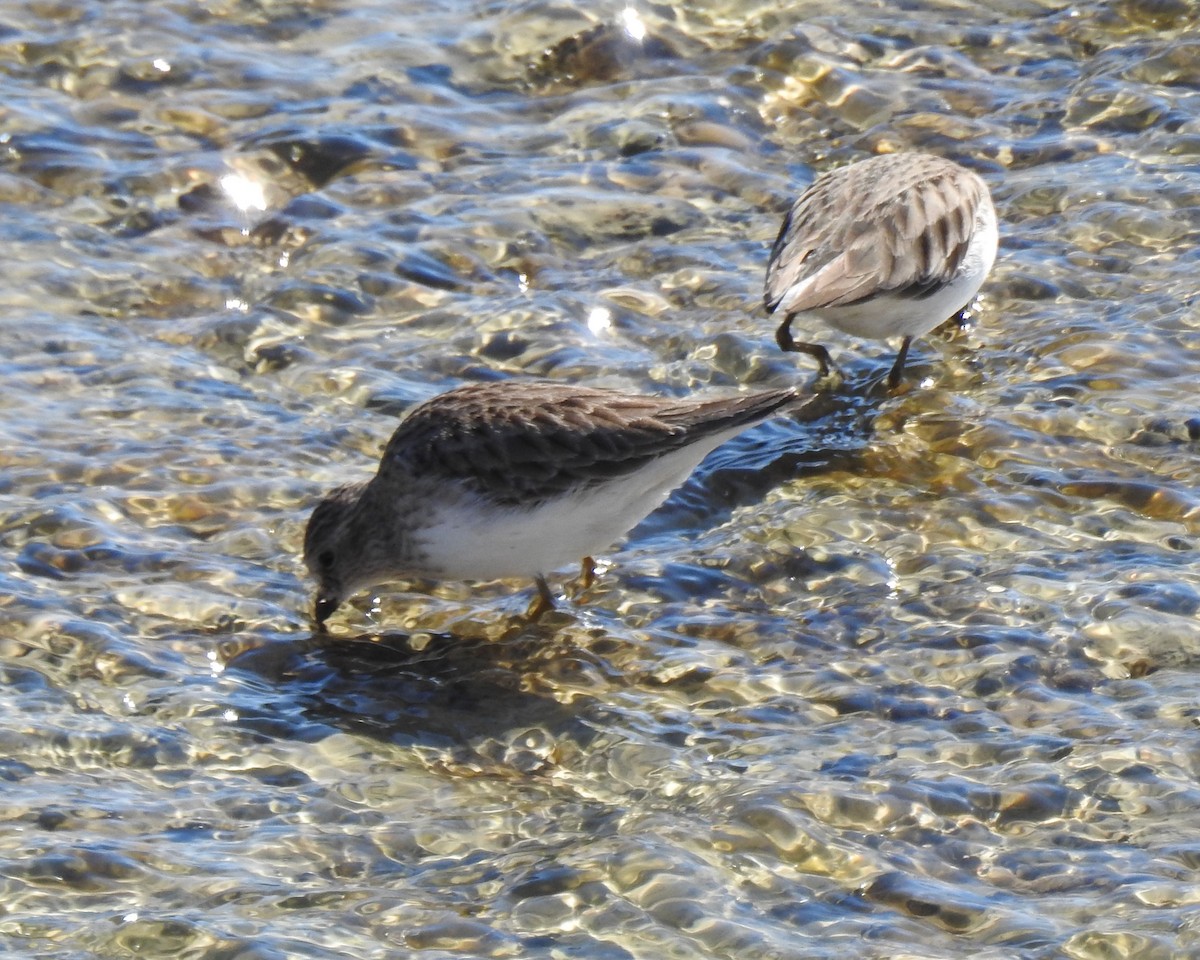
[{"x1": 303, "y1": 485, "x2": 361, "y2": 628}]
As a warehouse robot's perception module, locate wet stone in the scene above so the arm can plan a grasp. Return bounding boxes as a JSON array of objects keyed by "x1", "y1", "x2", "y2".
[
  {"x1": 394, "y1": 249, "x2": 468, "y2": 291},
  {"x1": 251, "y1": 131, "x2": 377, "y2": 187},
  {"x1": 262, "y1": 282, "x2": 372, "y2": 325},
  {"x1": 403, "y1": 917, "x2": 518, "y2": 955},
  {"x1": 864, "y1": 872, "x2": 994, "y2": 933},
  {"x1": 1117, "y1": 0, "x2": 1192, "y2": 28},
  {"x1": 527, "y1": 20, "x2": 679, "y2": 89},
  {"x1": 509, "y1": 863, "x2": 592, "y2": 900}
]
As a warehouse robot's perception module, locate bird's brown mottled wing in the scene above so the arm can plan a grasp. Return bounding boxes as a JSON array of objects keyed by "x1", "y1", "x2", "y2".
[
  {"x1": 379, "y1": 381, "x2": 796, "y2": 505},
  {"x1": 764, "y1": 154, "x2": 988, "y2": 315}
]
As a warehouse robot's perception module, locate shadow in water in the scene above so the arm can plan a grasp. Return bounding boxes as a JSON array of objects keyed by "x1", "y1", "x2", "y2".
[{"x1": 217, "y1": 623, "x2": 604, "y2": 769}]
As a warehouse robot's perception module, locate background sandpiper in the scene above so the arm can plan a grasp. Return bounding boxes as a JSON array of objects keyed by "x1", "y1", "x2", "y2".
[
  {"x1": 764, "y1": 152, "x2": 998, "y2": 388},
  {"x1": 303, "y1": 379, "x2": 799, "y2": 626}
]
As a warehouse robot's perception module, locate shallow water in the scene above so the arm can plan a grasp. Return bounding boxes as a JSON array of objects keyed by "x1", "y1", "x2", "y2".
[{"x1": 3, "y1": 0, "x2": 1200, "y2": 956}]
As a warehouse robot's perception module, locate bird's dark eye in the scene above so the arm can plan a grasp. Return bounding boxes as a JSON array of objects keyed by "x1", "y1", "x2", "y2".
[{"x1": 318, "y1": 550, "x2": 335, "y2": 570}]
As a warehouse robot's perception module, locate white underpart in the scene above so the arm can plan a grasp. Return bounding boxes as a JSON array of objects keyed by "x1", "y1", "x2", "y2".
[
  {"x1": 785, "y1": 193, "x2": 998, "y2": 342},
  {"x1": 412, "y1": 425, "x2": 755, "y2": 581}
]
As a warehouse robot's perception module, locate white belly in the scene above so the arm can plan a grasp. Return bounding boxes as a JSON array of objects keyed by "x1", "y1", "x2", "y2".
[{"x1": 412, "y1": 429, "x2": 748, "y2": 581}]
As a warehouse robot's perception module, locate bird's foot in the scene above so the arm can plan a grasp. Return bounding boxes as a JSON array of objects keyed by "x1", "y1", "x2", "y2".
[
  {"x1": 869, "y1": 371, "x2": 911, "y2": 397},
  {"x1": 776, "y1": 324, "x2": 842, "y2": 389},
  {"x1": 814, "y1": 364, "x2": 845, "y2": 392},
  {"x1": 578, "y1": 556, "x2": 597, "y2": 590}
]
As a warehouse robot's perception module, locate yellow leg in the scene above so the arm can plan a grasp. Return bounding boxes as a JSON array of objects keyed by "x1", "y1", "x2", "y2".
[{"x1": 527, "y1": 575, "x2": 556, "y2": 621}]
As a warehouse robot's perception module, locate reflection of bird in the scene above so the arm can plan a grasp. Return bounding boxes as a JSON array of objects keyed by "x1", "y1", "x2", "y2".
[
  {"x1": 303, "y1": 379, "x2": 799, "y2": 626},
  {"x1": 765, "y1": 152, "x2": 998, "y2": 388}
]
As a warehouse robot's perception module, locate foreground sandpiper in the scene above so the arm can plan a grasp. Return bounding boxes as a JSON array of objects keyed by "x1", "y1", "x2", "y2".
[
  {"x1": 764, "y1": 152, "x2": 998, "y2": 388},
  {"x1": 304, "y1": 379, "x2": 799, "y2": 626}
]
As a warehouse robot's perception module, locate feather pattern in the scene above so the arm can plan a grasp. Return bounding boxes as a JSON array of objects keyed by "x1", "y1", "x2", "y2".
[
  {"x1": 380, "y1": 380, "x2": 797, "y2": 505},
  {"x1": 765, "y1": 153, "x2": 992, "y2": 316}
]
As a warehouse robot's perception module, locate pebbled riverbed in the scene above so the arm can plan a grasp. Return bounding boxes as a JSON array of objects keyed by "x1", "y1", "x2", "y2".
[{"x1": 2, "y1": 0, "x2": 1200, "y2": 957}]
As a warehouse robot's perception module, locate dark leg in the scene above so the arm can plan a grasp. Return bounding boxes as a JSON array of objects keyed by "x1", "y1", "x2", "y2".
[
  {"x1": 775, "y1": 317, "x2": 837, "y2": 379},
  {"x1": 887, "y1": 336, "x2": 913, "y2": 389},
  {"x1": 527, "y1": 574, "x2": 556, "y2": 621}
]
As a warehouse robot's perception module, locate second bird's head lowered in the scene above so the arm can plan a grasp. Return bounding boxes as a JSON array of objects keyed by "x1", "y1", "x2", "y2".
[{"x1": 303, "y1": 480, "x2": 379, "y2": 627}]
